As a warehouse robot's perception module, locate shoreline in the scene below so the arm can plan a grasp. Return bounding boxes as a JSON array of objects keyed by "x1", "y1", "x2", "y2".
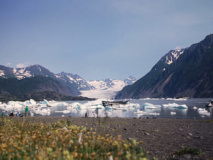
[{"x1": 22, "y1": 117, "x2": 213, "y2": 159}]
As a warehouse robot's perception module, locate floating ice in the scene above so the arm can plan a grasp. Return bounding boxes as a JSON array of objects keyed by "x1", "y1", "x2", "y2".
[
  {"x1": 0, "y1": 99, "x2": 140, "y2": 118},
  {"x1": 162, "y1": 103, "x2": 188, "y2": 109},
  {"x1": 134, "y1": 110, "x2": 146, "y2": 115},
  {"x1": 146, "y1": 112, "x2": 160, "y2": 116},
  {"x1": 143, "y1": 103, "x2": 161, "y2": 109},
  {"x1": 55, "y1": 110, "x2": 71, "y2": 114},
  {"x1": 170, "y1": 111, "x2": 176, "y2": 115},
  {"x1": 197, "y1": 108, "x2": 210, "y2": 117},
  {"x1": 166, "y1": 98, "x2": 187, "y2": 101},
  {"x1": 193, "y1": 106, "x2": 198, "y2": 110},
  {"x1": 134, "y1": 109, "x2": 160, "y2": 116},
  {"x1": 71, "y1": 103, "x2": 83, "y2": 110}
]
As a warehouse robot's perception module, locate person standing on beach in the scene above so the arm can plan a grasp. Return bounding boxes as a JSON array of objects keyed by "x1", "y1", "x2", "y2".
[
  {"x1": 25, "y1": 106, "x2": 29, "y2": 117},
  {"x1": 16, "y1": 112, "x2": 19, "y2": 117},
  {"x1": 1, "y1": 111, "x2": 5, "y2": 116}
]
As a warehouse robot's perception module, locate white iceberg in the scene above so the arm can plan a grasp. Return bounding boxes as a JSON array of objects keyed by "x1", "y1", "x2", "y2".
[
  {"x1": 162, "y1": 103, "x2": 188, "y2": 109},
  {"x1": 55, "y1": 110, "x2": 71, "y2": 114},
  {"x1": 197, "y1": 108, "x2": 210, "y2": 117},
  {"x1": 143, "y1": 103, "x2": 161, "y2": 109},
  {"x1": 170, "y1": 111, "x2": 176, "y2": 115},
  {"x1": 192, "y1": 106, "x2": 198, "y2": 110}
]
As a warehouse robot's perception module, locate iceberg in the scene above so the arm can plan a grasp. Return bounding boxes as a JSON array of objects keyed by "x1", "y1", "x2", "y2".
[
  {"x1": 55, "y1": 110, "x2": 71, "y2": 114},
  {"x1": 162, "y1": 103, "x2": 188, "y2": 109},
  {"x1": 0, "y1": 99, "x2": 140, "y2": 118},
  {"x1": 197, "y1": 108, "x2": 211, "y2": 117},
  {"x1": 143, "y1": 103, "x2": 161, "y2": 109},
  {"x1": 170, "y1": 111, "x2": 176, "y2": 115},
  {"x1": 134, "y1": 110, "x2": 146, "y2": 114},
  {"x1": 192, "y1": 106, "x2": 198, "y2": 110}
]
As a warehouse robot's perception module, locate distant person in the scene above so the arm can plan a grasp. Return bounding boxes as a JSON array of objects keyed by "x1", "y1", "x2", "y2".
[
  {"x1": 16, "y1": 112, "x2": 19, "y2": 117},
  {"x1": 1, "y1": 111, "x2": 5, "y2": 116},
  {"x1": 5, "y1": 111, "x2": 8, "y2": 117},
  {"x1": 9, "y1": 112, "x2": 14, "y2": 117},
  {"x1": 95, "y1": 109, "x2": 99, "y2": 118},
  {"x1": 25, "y1": 106, "x2": 29, "y2": 117},
  {"x1": 19, "y1": 113, "x2": 23, "y2": 117},
  {"x1": 85, "y1": 112, "x2": 88, "y2": 118}
]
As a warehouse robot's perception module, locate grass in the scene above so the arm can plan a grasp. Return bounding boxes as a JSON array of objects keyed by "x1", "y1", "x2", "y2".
[{"x1": 0, "y1": 117, "x2": 148, "y2": 160}]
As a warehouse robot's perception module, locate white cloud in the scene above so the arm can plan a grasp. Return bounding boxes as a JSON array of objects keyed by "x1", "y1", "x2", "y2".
[
  {"x1": 175, "y1": 46, "x2": 182, "y2": 50},
  {"x1": 16, "y1": 63, "x2": 28, "y2": 68},
  {"x1": 5, "y1": 62, "x2": 11, "y2": 66}
]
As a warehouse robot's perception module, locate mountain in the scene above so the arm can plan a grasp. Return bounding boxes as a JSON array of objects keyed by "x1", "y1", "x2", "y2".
[
  {"x1": 0, "y1": 63, "x2": 137, "y2": 100},
  {"x1": 0, "y1": 64, "x2": 55, "y2": 79},
  {"x1": 0, "y1": 77, "x2": 79, "y2": 101},
  {"x1": 0, "y1": 65, "x2": 83, "y2": 101},
  {"x1": 116, "y1": 34, "x2": 213, "y2": 99},
  {"x1": 81, "y1": 77, "x2": 136, "y2": 99},
  {"x1": 56, "y1": 72, "x2": 94, "y2": 90}
]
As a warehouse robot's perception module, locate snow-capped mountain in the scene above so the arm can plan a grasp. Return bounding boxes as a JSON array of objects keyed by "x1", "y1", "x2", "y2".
[
  {"x1": 56, "y1": 72, "x2": 94, "y2": 90},
  {"x1": 116, "y1": 34, "x2": 213, "y2": 99},
  {"x1": 0, "y1": 64, "x2": 55, "y2": 80},
  {"x1": 0, "y1": 65, "x2": 80, "y2": 97},
  {"x1": 0, "y1": 64, "x2": 137, "y2": 99}
]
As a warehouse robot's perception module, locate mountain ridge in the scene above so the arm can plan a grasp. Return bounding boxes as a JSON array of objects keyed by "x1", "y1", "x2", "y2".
[
  {"x1": 116, "y1": 34, "x2": 213, "y2": 99},
  {"x1": 0, "y1": 64, "x2": 136, "y2": 100}
]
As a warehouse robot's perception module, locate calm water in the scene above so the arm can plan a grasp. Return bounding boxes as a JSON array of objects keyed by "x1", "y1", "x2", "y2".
[{"x1": 48, "y1": 98, "x2": 213, "y2": 119}]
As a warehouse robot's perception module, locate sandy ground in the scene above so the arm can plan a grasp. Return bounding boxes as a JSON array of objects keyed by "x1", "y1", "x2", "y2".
[{"x1": 26, "y1": 117, "x2": 213, "y2": 160}]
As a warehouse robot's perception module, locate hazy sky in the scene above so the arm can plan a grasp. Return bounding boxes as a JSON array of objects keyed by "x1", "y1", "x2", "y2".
[{"x1": 0, "y1": 0, "x2": 213, "y2": 80}]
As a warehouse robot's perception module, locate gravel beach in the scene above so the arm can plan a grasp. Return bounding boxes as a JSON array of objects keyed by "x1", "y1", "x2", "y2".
[{"x1": 27, "y1": 117, "x2": 213, "y2": 159}]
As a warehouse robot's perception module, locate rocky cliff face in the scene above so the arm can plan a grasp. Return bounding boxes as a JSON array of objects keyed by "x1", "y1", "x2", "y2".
[{"x1": 116, "y1": 34, "x2": 213, "y2": 99}]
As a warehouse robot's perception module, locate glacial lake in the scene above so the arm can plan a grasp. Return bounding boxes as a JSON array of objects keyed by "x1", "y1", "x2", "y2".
[
  {"x1": 48, "y1": 98, "x2": 213, "y2": 119},
  {"x1": 1, "y1": 98, "x2": 212, "y2": 119}
]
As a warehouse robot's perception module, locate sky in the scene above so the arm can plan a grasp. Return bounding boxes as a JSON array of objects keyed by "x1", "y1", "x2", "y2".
[{"x1": 0, "y1": 0, "x2": 213, "y2": 81}]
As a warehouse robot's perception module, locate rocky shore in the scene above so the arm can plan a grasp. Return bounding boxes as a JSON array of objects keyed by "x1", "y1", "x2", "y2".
[{"x1": 27, "y1": 117, "x2": 213, "y2": 159}]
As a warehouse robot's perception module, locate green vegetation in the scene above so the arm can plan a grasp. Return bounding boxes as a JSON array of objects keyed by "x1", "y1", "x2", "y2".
[
  {"x1": 0, "y1": 118, "x2": 148, "y2": 160},
  {"x1": 174, "y1": 147, "x2": 201, "y2": 156}
]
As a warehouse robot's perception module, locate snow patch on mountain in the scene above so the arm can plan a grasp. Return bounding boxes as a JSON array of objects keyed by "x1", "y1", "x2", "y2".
[
  {"x1": 56, "y1": 72, "x2": 94, "y2": 90},
  {"x1": 165, "y1": 49, "x2": 185, "y2": 65},
  {"x1": 13, "y1": 68, "x2": 32, "y2": 80},
  {"x1": 0, "y1": 70, "x2": 5, "y2": 77}
]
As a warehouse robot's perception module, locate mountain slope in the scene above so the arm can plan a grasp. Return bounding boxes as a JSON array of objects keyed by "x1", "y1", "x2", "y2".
[
  {"x1": 116, "y1": 34, "x2": 213, "y2": 99},
  {"x1": 0, "y1": 77, "x2": 75, "y2": 100},
  {"x1": 56, "y1": 72, "x2": 94, "y2": 90}
]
